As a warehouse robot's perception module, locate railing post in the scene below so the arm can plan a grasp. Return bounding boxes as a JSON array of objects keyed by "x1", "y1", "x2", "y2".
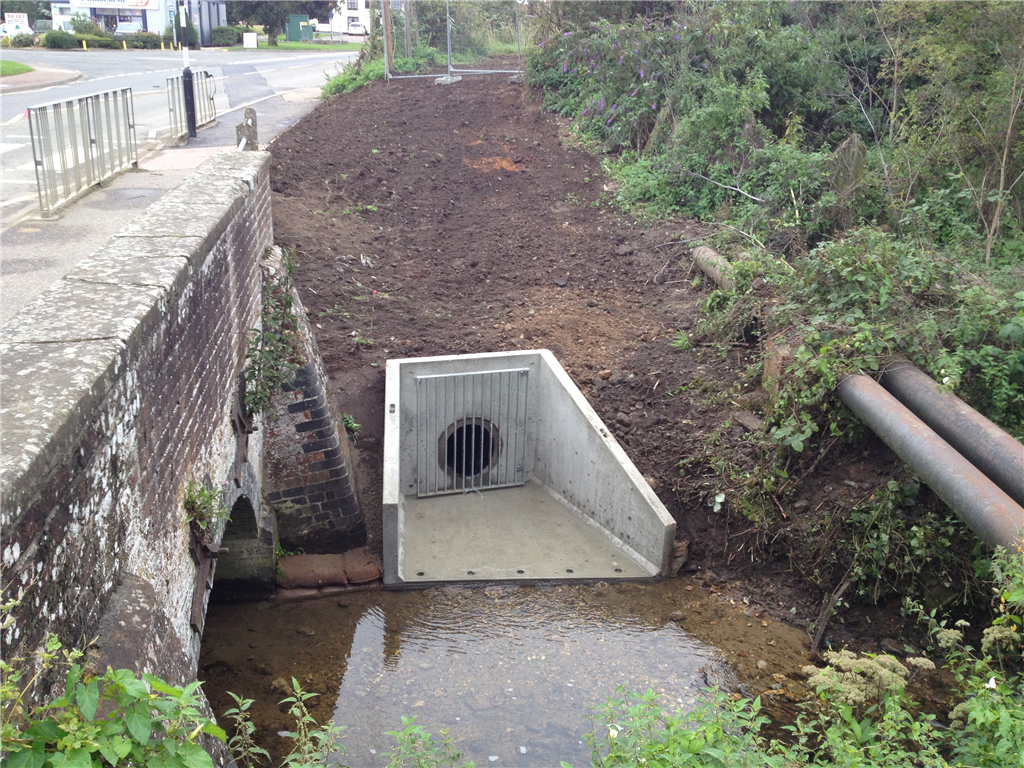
[{"x1": 182, "y1": 67, "x2": 198, "y2": 139}]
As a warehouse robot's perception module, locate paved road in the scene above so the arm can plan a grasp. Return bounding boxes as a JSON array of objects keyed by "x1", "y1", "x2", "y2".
[
  {"x1": 0, "y1": 47, "x2": 357, "y2": 322},
  {"x1": 0, "y1": 48, "x2": 357, "y2": 213}
]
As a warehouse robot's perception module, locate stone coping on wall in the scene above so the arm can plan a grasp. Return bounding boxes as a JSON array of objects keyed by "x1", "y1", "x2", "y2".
[{"x1": 0, "y1": 151, "x2": 270, "y2": 529}]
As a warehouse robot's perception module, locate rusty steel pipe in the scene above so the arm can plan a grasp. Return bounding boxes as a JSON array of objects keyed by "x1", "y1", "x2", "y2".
[
  {"x1": 880, "y1": 361, "x2": 1024, "y2": 508},
  {"x1": 838, "y1": 374, "x2": 1023, "y2": 549}
]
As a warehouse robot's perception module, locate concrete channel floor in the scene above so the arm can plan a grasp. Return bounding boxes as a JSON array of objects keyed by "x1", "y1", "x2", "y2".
[{"x1": 400, "y1": 479, "x2": 651, "y2": 582}]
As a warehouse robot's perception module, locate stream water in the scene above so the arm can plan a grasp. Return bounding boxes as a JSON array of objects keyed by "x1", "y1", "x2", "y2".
[{"x1": 200, "y1": 578, "x2": 810, "y2": 767}]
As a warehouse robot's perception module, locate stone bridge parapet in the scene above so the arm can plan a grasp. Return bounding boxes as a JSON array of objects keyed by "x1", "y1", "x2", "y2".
[{"x1": 1, "y1": 151, "x2": 272, "y2": 696}]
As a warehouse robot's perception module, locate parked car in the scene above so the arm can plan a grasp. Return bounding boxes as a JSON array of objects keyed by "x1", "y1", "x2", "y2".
[
  {"x1": 114, "y1": 21, "x2": 143, "y2": 36},
  {"x1": 347, "y1": 23, "x2": 365, "y2": 35}
]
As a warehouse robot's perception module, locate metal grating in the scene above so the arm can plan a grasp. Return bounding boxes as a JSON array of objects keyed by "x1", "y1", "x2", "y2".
[{"x1": 415, "y1": 368, "x2": 529, "y2": 497}]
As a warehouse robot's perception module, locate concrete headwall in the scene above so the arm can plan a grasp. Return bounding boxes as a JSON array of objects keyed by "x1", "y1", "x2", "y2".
[{"x1": 0, "y1": 151, "x2": 273, "y2": 695}]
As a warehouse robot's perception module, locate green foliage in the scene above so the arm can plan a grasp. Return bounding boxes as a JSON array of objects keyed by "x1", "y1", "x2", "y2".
[
  {"x1": 182, "y1": 481, "x2": 229, "y2": 531},
  {"x1": 382, "y1": 716, "x2": 471, "y2": 768},
  {"x1": 123, "y1": 31, "x2": 161, "y2": 49},
  {"x1": 585, "y1": 687, "x2": 780, "y2": 768},
  {"x1": 162, "y1": 11, "x2": 199, "y2": 48},
  {"x1": 69, "y1": 13, "x2": 101, "y2": 35},
  {"x1": 0, "y1": 1, "x2": 50, "y2": 25},
  {"x1": 341, "y1": 413, "x2": 360, "y2": 441},
  {"x1": 0, "y1": 59, "x2": 32, "y2": 75},
  {"x1": 43, "y1": 28, "x2": 74, "y2": 49},
  {"x1": 322, "y1": 59, "x2": 386, "y2": 98},
  {"x1": 706, "y1": 229, "x2": 1024, "y2": 448},
  {"x1": 2, "y1": 629, "x2": 225, "y2": 768},
  {"x1": 244, "y1": 251, "x2": 302, "y2": 416},
  {"x1": 226, "y1": 2, "x2": 332, "y2": 47},
  {"x1": 74, "y1": 33, "x2": 115, "y2": 48},
  {"x1": 9, "y1": 32, "x2": 34, "y2": 47},
  {"x1": 222, "y1": 694, "x2": 270, "y2": 768},
  {"x1": 575, "y1": 551, "x2": 1023, "y2": 768},
  {"x1": 276, "y1": 679, "x2": 346, "y2": 768},
  {"x1": 842, "y1": 479, "x2": 975, "y2": 605},
  {"x1": 211, "y1": 25, "x2": 240, "y2": 47},
  {"x1": 528, "y1": 3, "x2": 1024, "y2": 253}
]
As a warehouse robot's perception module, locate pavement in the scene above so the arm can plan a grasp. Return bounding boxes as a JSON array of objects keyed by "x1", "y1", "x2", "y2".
[
  {"x1": 1, "y1": 65, "x2": 249, "y2": 324},
  {"x1": 0, "y1": 62, "x2": 82, "y2": 94}
]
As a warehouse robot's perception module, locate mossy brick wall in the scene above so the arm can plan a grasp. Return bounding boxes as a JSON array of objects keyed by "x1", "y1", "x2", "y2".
[
  {"x1": 264, "y1": 288, "x2": 365, "y2": 555},
  {"x1": 0, "y1": 151, "x2": 272, "y2": 698}
]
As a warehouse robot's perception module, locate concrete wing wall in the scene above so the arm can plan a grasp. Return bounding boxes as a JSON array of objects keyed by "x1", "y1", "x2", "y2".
[
  {"x1": 531, "y1": 350, "x2": 676, "y2": 575},
  {"x1": 0, "y1": 151, "x2": 272, "y2": 696}
]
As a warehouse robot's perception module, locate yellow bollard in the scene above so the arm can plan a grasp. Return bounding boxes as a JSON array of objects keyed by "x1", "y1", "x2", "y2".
[
  {"x1": 122, "y1": 40, "x2": 127, "y2": 49},
  {"x1": 82, "y1": 39, "x2": 87, "y2": 50},
  {"x1": 160, "y1": 41, "x2": 164, "y2": 50}
]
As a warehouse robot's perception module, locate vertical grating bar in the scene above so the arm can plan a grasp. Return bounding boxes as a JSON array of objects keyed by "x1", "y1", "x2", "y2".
[{"x1": 519, "y1": 369, "x2": 529, "y2": 481}]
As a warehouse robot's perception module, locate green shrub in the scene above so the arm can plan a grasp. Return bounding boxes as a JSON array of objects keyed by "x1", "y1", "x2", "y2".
[
  {"x1": 125, "y1": 31, "x2": 161, "y2": 49},
  {"x1": 75, "y1": 33, "x2": 116, "y2": 49},
  {"x1": 162, "y1": 12, "x2": 199, "y2": 48},
  {"x1": 44, "y1": 29, "x2": 76, "y2": 49},
  {"x1": 0, "y1": 36, "x2": 10, "y2": 48},
  {"x1": 70, "y1": 12, "x2": 102, "y2": 35},
  {"x1": 322, "y1": 58, "x2": 386, "y2": 98},
  {"x1": 10, "y1": 33, "x2": 35, "y2": 48},
  {"x1": 212, "y1": 25, "x2": 240, "y2": 46}
]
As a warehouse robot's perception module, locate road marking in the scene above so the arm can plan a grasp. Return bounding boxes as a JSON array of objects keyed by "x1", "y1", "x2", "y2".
[
  {"x1": 0, "y1": 178, "x2": 37, "y2": 184},
  {"x1": 217, "y1": 83, "x2": 327, "y2": 119},
  {"x1": 0, "y1": 143, "x2": 27, "y2": 155},
  {"x1": 0, "y1": 195, "x2": 34, "y2": 208}
]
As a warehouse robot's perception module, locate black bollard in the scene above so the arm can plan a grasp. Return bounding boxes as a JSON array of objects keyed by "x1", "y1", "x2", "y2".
[{"x1": 182, "y1": 66, "x2": 198, "y2": 139}]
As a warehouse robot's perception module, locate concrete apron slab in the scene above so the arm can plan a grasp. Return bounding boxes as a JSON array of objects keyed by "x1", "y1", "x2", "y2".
[
  {"x1": 401, "y1": 479, "x2": 650, "y2": 582},
  {"x1": 383, "y1": 349, "x2": 677, "y2": 586}
]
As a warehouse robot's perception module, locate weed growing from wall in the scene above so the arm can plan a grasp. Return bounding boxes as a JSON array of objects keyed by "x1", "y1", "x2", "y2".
[
  {"x1": 183, "y1": 480, "x2": 230, "y2": 532},
  {"x1": 244, "y1": 251, "x2": 302, "y2": 417}
]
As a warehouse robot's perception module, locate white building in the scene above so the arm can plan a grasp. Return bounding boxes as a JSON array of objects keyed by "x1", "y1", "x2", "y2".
[
  {"x1": 50, "y1": 0, "x2": 226, "y2": 44},
  {"x1": 323, "y1": 0, "x2": 372, "y2": 34}
]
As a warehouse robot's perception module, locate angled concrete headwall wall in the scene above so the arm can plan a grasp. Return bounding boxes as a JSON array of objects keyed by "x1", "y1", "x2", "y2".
[
  {"x1": 0, "y1": 151, "x2": 272, "y2": 698},
  {"x1": 532, "y1": 350, "x2": 675, "y2": 574}
]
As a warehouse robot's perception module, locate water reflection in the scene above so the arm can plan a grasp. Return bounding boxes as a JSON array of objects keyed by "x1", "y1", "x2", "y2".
[{"x1": 326, "y1": 583, "x2": 732, "y2": 767}]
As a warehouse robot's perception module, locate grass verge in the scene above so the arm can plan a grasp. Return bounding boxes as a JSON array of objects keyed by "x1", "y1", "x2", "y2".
[{"x1": 0, "y1": 60, "x2": 34, "y2": 77}]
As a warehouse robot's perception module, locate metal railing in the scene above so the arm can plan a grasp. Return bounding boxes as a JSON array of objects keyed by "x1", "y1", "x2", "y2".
[
  {"x1": 167, "y1": 70, "x2": 217, "y2": 140},
  {"x1": 28, "y1": 88, "x2": 137, "y2": 218}
]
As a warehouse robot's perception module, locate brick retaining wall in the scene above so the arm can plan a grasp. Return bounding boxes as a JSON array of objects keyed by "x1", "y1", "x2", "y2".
[{"x1": 0, "y1": 151, "x2": 272, "y2": 699}]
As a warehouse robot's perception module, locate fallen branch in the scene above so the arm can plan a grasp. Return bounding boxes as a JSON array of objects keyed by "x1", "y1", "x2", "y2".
[
  {"x1": 679, "y1": 169, "x2": 767, "y2": 203},
  {"x1": 811, "y1": 578, "x2": 852, "y2": 654}
]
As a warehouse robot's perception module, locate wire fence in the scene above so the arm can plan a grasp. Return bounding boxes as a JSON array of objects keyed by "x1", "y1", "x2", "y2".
[
  {"x1": 379, "y1": 0, "x2": 524, "y2": 81},
  {"x1": 28, "y1": 88, "x2": 137, "y2": 218},
  {"x1": 167, "y1": 70, "x2": 217, "y2": 140}
]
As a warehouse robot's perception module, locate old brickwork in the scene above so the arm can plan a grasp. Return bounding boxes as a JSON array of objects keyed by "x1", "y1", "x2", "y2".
[
  {"x1": 0, "y1": 152, "x2": 272, "y2": 696},
  {"x1": 264, "y1": 287, "x2": 365, "y2": 554}
]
